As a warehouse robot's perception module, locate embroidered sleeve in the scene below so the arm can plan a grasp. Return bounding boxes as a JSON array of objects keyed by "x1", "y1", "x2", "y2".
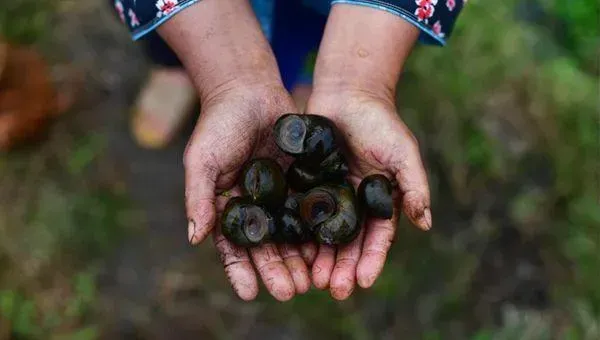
[
  {"x1": 330, "y1": 0, "x2": 466, "y2": 46},
  {"x1": 112, "y1": 0, "x2": 465, "y2": 46},
  {"x1": 112, "y1": 0, "x2": 202, "y2": 41}
]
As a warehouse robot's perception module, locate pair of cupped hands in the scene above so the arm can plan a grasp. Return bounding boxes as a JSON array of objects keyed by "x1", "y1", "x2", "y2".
[
  {"x1": 184, "y1": 85, "x2": 431, "y2": 301},
  {"x1": 160, "y1": 1, "x2": 431, "y2": 301}
]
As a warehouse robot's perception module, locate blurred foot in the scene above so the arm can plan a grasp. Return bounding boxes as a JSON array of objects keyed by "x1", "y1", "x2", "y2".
[{"x1": 132, "y1": 68, "x2": 196, "y2": 149}]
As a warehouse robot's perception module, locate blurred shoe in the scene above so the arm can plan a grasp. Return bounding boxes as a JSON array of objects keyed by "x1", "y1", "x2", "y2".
[{"x1": 131, "y1": 68, "x2": 196, "y2": 149}]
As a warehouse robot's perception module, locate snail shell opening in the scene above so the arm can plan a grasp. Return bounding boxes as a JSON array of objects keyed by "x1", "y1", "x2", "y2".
[
  {"x1": 242, "y1": 206, "x2": 270, "y2": 243},
  {"x1": 274, "y1": 114, "x2": 307, "y2": 154},
  {"x1": 300, "y1": 189, "x2": 336, "y2": 227}
]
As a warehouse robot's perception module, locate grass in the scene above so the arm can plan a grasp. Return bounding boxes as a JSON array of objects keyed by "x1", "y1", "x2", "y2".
[
  {"x1": 395, "y1": 0, "x2": 599, "y2": 337},
  {"x1": 0, "y1": 0, "x2": 56, "y2": 45},
  {"x1": 0, "y1": 129, "x2": 132, "y2": 338},
  {"x1": 1, "y1": 1, "x2": 134, "y2": 337}
]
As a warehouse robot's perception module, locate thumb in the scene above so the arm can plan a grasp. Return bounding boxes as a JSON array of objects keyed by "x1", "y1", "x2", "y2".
[
  {"x1": 392, "y1": 134, "x2": 431, "y2": 231},
  {"x1": 185, "y1": 155, "x2": 219, "y2": 245}
]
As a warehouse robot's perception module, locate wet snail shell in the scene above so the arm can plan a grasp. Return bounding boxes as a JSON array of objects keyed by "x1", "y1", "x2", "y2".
[
  {"x1": 286, "y1": 150, "x2": 349, "y2": 192},
  {"x1": 284, "y1": 192, "x2": 304, "y2": 212},
  {"x1": 299, "y1": 185, "x2": 361, "y2": 245},
  {"x1": 273, "y1": 208, "x2": 313, "y2": 244},
  {"x1": 319, "y1": 150, "x2": 349, "y2": 178},
  {"x1": 357, "y1": 174, "x2": 393, "y2": 219},
  {"x1": 274, "y1": 114, "x2": 337, "y2": 161},
  {"x1": 286, "y1": 160, "x2": 323, "y2": 193},
  {"x1": 221, "y1": 197, "x2": 276, "y2": 247},
  {"x1": 240, "y1": 158, "x2": 287, "y2": 209}
]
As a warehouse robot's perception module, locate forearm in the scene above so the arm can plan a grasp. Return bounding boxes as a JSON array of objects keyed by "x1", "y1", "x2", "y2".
[
  {"x1": 157, "y1": 0, "x2": 282, "y2": 102},
  {"x1": 312, "y1": 4, "x2": 419, "y2": 101}
]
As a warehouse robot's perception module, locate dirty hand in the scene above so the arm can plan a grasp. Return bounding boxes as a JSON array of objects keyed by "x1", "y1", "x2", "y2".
[
  {"x1": 185, "y1": 85, "x2": 314, "y2": 301},
  {"x1": 158, "y1": 0, "x2": 312, "y2": 301},
  {"x1": 305, "y1": 4, "x2": 431, "y2": 300}
]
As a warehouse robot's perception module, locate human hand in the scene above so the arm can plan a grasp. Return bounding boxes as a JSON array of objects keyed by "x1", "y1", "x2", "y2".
[
  {"x1": 306, "y1": 90, "x2": 431, "y2": 299},
  {"x1": 184, "y1": 85, "x2": 314, "y2": 301},
  {"x1": 304, "y1": 4, "x2": 431, "y2": 300},
  {"x1": 156, "y1": 0, "x2": 314, "y2": 301}
]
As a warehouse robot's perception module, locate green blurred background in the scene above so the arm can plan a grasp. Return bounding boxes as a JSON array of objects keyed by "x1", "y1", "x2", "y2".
[{"x1": 0, "y1": 0, "x2": 598, "y2": 339}]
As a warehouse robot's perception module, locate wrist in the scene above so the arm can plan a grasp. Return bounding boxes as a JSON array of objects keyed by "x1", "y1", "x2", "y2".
[
  {"x1": 157, "y1": 0, "x2": 284, "y2": 103},
  {"x1": 199, "y1": 82, "x2": 296, "y2": 125},
  {"x1": 196, "y1": 70, "x2": 283, "y2": 106},
  {"x1": 312, "y1": 4, "x2": 419, "y2": 103}
]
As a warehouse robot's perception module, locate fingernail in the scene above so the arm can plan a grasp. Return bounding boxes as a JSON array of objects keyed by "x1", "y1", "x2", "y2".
[
  {"x1": 188, "y1": 219, "x2": 196, "y2": 244},
  {"x1": 421, "y1": 208, "x2": 432, "y2": 231},
  {"x1": 367, "y1": 273, "x2": 378, "y2": 287}
]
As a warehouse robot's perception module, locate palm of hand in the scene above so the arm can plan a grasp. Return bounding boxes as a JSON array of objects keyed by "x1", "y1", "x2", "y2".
[
  {"x1": 184, "y1": 89, "x2": 313, "y2": 301},
  {"x1": 306, "y1": 93, "x2": 431, "y2": 300}
]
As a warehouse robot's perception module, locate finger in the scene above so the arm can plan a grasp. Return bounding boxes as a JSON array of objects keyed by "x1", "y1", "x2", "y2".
[
  {"x1": 213, "y1": 228, "x2": 258, "y2": 301},
  {"x1": 330, "y1": 229, "x2": 364, "y2": 300},
  {"x1": 400, "y1": 190, "x2": 431, "y2": 231},
  {"x1": 312, "y1": 245, "x2": 336, "y2": 290},
  {"x1": 185, "y1": 156, "x2": 219, "y2": 245},
  {"x1": 357, "y1": 209, "x2": 398, "y2": 288},
  {"x1": 393, "y1": 136, "x2": 431, "y2": 231},
  {"x1": 300, "y1": 242, "x2": 318, "y2": 266},
  {"x1": 249, "y1": 243, "x2": 295, "y2": 301},
  {"x1": 278, "y1": 244, "x2": 311, "y2": 294}
]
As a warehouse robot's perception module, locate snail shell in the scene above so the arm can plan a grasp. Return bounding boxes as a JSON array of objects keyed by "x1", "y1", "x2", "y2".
[
  {"x1": 273, "y1": 208, "x2": 313, "y2": 244},
  {"x1": 286, "y1": 150, "x2": 349, "y2": 192},
  {"x1": 299, "y1": 185, "x2": 361, "y2": 245},
  {"x1": 221, "y1": 197, "x2": 275, "y2": 247},
  {"x1": 240, "y1": 158, "x2": 287, "y2": 209},
  {"x1": 273, "y1": 114, "x2": 337, "y2": 161},
  {"x1": 357, "y1": 174, "x2": 393, "y2": 219}
]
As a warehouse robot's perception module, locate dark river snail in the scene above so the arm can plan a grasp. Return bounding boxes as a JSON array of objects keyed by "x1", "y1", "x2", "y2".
[
  {"x1": 357, "y1": 174, "x2": 394, "y2": 219},
  {"x1": 286, "y1": 149, "x2": 350, "y2": 192},
  {"x1": 240, "y1": 158, "x2": 287, "y2": 209},
  {"x1": 221, "y1": 197, "x2": 276, "y2": 247},
  {"x1": 299, "y1": 185, "x2": 360, "y2": 245},
  {"x1": 286, "y1": 161, "x2": 322, "y2": 193},
  {"x1": 271, "y1": 192, "x2": 313, "y2": 244},
  {"x1": 273, "y1": 207, "x2": 313, "y2": 244},
  {"x1": 273, "y1": 114, "x2": 337, "y2": 161}
]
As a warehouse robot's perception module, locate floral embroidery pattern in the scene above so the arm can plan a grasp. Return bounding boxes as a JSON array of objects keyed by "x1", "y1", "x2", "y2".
[
  {"x1": 433, "y1": 20, "x2": 445, "y2": 37},
  {"x1": 415, "y1": 6, "x2": 434, "y2": 23},
  {"x1": 446, "y1": 0, "x2": 455, "y2": 11},
  {"x1": 156, "y1": 0, "x2": 179, "y2": 18},
  {"x1": 416, "y1": 0, "x2": 438, "y2": 6},
  {"x1": 114, "y1": 0, "x2": 125, "y2": 23},
  {"x1": 128, "y1": 9, "x2": 140, "y2": 27},
  {"x1": 415, "y1": 0, "x2": 437, "y2": 24}
]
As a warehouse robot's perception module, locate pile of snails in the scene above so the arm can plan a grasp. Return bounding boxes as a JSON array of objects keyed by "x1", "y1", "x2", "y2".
[{"x1": 221, "y1": 114, "x2": 394, "y2": 247}]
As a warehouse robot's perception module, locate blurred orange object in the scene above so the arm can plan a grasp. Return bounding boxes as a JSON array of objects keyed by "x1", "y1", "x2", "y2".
[{"x1": 0, "y1": 41, "x2": 68, "y2": 151}]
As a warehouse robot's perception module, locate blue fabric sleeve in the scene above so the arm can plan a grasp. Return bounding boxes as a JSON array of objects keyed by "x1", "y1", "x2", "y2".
[
  {"x1": 111, "y1": 0, "x2": 202, "y2": 41},
  {"x1": 112, "y1": 0, "x2": 465, "y2": 46},
  {"x1": 330, "y1": 0, "x2": 464, "y2": 46}
]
